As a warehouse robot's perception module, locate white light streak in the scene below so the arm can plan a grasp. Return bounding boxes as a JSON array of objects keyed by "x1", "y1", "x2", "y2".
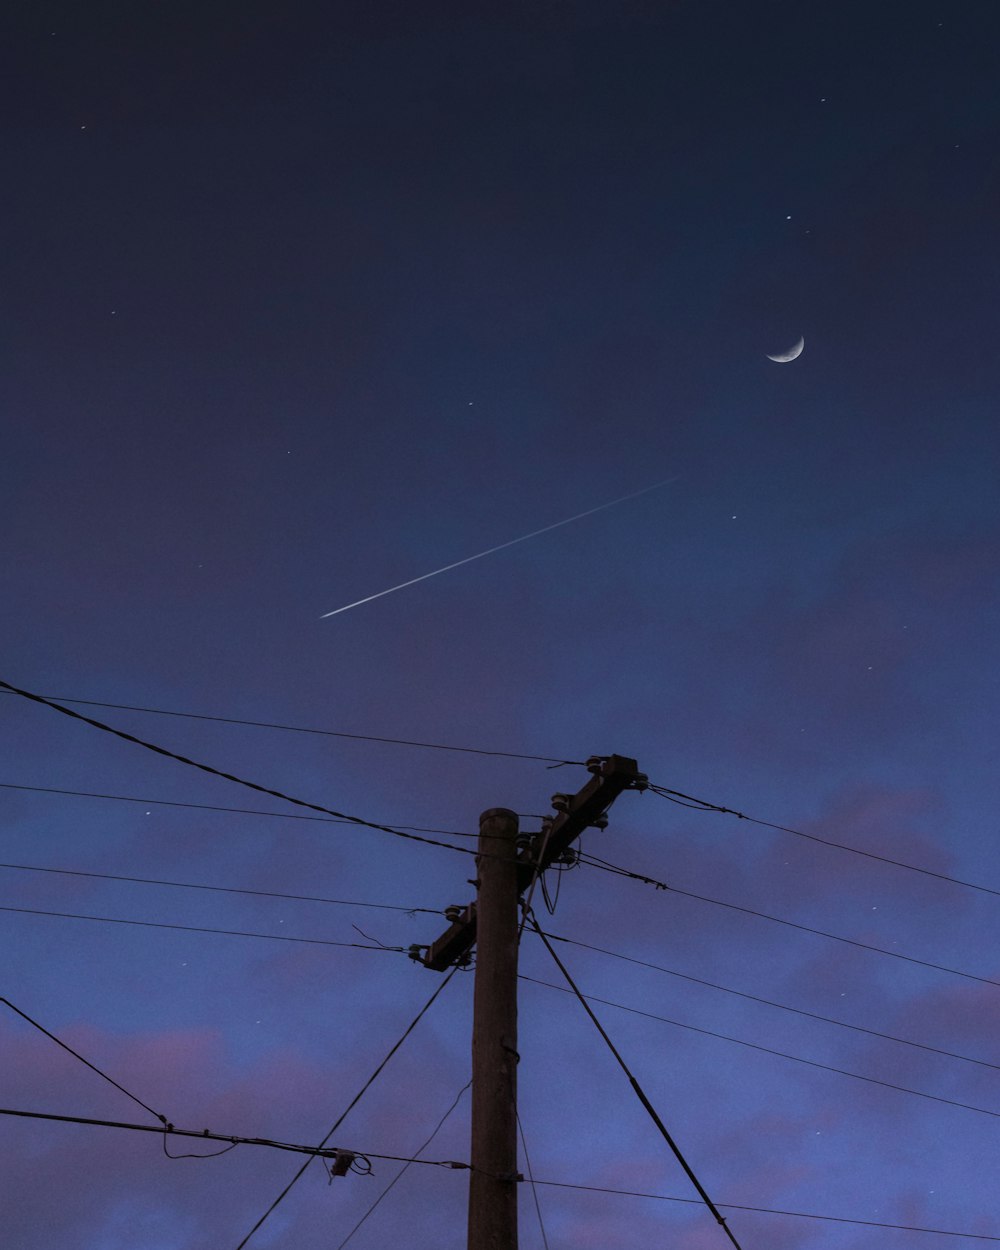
[{"x1": 319, "y1": 476, "x2": 678, "y2": 619}]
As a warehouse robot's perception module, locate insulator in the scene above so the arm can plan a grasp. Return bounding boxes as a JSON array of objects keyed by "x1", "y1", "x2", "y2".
[{"x1": 330, "y1": 1150, "x2": 355, "y2": 1177}]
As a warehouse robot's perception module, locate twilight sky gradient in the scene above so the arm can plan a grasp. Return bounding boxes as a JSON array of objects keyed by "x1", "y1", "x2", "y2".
[{"x1": 3, "y1": 2, "x2": 1000, "y2": 1247}]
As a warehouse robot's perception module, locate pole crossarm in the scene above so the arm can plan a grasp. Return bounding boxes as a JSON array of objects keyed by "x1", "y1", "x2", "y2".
[
  {"x1": 422, "y1": 755, "x2": 646, "y2": 972},
  {"x1": 517, "y1": 754, "x2": 647, "y2": 890}
]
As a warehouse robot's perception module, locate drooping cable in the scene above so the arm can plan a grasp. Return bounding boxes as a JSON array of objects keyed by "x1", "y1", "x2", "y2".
[
  {"x1": 526, "y1": 911, "x2": 743, "y2": 1250},
  {"x1": 517, "y1": 821, "x2": 555, "y2": 941},
  {"x1": 234, "y1": 966, "x2": 459, "y2": 1250},
  {"x1": 335, "y1": 1080, "x2": 471, "y2": 1249}
]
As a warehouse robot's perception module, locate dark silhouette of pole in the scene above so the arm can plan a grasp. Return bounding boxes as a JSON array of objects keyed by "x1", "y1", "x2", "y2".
[{"x1": 468, "y1": 807, "x2": 520, "y2": 1250}]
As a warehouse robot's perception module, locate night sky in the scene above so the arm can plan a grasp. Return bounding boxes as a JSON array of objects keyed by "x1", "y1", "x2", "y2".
[{"x1": 3, "y1": 2, "x2": 1000, "y2": 1247}]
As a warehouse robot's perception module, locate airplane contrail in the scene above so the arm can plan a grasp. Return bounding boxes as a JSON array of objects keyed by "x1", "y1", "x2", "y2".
[{"x1": 319, "y1": 475, "x2": 678, "y2": 619}]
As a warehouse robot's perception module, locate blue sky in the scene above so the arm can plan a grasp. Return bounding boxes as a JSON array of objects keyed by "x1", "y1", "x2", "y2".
[{"x1": 2, "y1": 2, "x2": 1000, "y2": 1247}]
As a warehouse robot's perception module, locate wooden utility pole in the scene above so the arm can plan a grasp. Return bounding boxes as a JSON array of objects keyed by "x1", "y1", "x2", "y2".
[
  {"x1": 418, "y1": 757, "x2": 648, "y2": 1250},
  {"x1": 467, "y1": 807, "x2": 520, "y2": 1250}
]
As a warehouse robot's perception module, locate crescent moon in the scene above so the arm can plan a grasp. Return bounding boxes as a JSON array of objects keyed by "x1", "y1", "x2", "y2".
[{"x1": 767, "y1": 336, "x2": 804, "y2": 363}]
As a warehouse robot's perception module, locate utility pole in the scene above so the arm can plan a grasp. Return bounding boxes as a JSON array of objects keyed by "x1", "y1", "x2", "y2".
[
  {"x1": 467, "y1": 807, "x2": 520, "y2": 1250},
  {"x1": 418, "y1": 756, "x2": 648, "y2": 1250}
]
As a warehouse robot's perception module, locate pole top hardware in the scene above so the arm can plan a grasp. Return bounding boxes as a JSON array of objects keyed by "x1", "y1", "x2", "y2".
[
  {"x1": 420, "y1": 755, "x2": 644, "y2": 972},
  {"x1": 585, "y1": 754, "x2": 649, "y2": 790}
]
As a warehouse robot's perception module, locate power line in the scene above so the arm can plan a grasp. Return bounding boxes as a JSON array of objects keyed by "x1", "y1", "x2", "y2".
[
  {"x1": 1, "y1": 996, "x2": 166, "y2": 1124},
  {"x1": 648, "y1": 782, "x2": 1000, "y2": 901},
  {"x1": 0, "y1": 686, "x2": 580, "y2": 766},
  {"x1": 0, "y1": 904, "x2": 415, "y2": 952},
  {"x1": 543, "y1": 931, "x2": 1000, "y2": 1072},
  {"x1": 527, "y1": 911, "x2": 743, "y2": 1250},
  {"x1": 0, "y1": 859, "x2": 441, "y2": 916},
  {"x1": 0, "y1": 680, "x2": 478, "y2": 860},
  {"x1": 0, "y1": 780, "x2": 477, "y2": 839},
  {"x1": 235, "y1": 966, "x2": 459, "y2": 1250},
  {"x1": 521, "y1": 975, "x2": 1000, "y2": 1122},
  {"x1": 580, "y1": 852, "x2": 1000, "y2": 989},
  {"x1": 5, "y1": 1101, "x2": 994, "y2": 1242},
  {"x1": 4, "y1": 681, "x2": 991, "y2": 893},
  {"x1": 517, "y1": 1109, "x2": 550, "y2": 1250},
  {"x1": 530, "y1": 1178, "x2": 1000, "y2": 1242},
  {"x1": 0, "y1": 1106, "x2": 470, "y2": 1170},
  {"x1": 335, "y1": 1080, "x2": 472, "y2": 1250}
]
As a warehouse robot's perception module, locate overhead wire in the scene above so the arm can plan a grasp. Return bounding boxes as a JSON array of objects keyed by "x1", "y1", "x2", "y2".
[
  {"x1": 541, "y1": 931, "x2": 1000, "y2": 1072},
  {"x1": 526, "y1": 911, "x2": 743, "y2": 1250},
  {"x1": 0, "y1": 996, "x2": 233, "y2": 1158},
  {"x1": 235, "y1": 965, "x2": 460, "y2": 1250},
  {"x1": 0, "y1": 680, "x2": 479, "y2": 859},
  {"x1": 0, "y1": 780, "x2": 477, "y2": 839},
  {"x1": 1, "y1": 996, "x2": 167, "y2": 1125},
  {"x1": 648, "y1": 782, "x2": 1000, "y2": 900},
  {"x1": 4, "y1": 679, "x2": 993, "y2": 894},
  {"x1": 517, "y1": 1109, "x2": 550, "y2": 1250},
  {"x1": 334, "y1": 1080, "x2": 472, "y2": 1249},
  {"x1": 0, "y1": 859, "x2": 441, "y2": 916},
  {"x1": 3, "y1": 1103, "x2": 995, "y2": 1242},
  {"x1": 0, "y1": 1107, "x2": 470, "y2": 1170},
  {"x1": 0, "y1": 904, "x2": 415, "y2": 952},
  {"x1": 0, "y1": 686, "x2": 581, "y2": 766},
  {"x1": 529, "y1": 1178, "x2": 1000, "y2": 1242},
  {"x1": 579, "y1": 852, "x2": 1000, "y2": 989},
  {"x1": 520, "y1": 974, "x2": 1000, "y2": 1122}
]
